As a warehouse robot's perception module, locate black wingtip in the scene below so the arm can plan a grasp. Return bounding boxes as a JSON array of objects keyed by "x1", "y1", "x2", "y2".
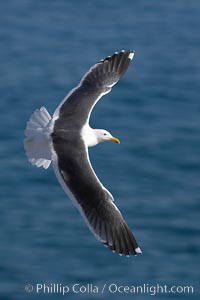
[
  {"x1": 106, "y1": 244, "x2": 142, "y2": 257},
  {"x1": 100, "y1": 50, "x2": 135, "y2": 63},
  {"x1": 82, "y1": 49, "x2": 134, "y2": 90},
  {"x1": 100, "y1": 219, "x2": 142, "y2": 257}
]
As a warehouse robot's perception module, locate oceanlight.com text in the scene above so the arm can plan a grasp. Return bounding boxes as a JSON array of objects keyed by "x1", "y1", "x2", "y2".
[{"x1": 25, "y1": 282, "x2": 194, "y2": 296}]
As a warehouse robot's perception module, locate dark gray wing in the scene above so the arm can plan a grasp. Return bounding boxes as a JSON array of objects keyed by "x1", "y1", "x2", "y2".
[
  {"x1": 53, "y1": 50, "x2": 134, "y2": 129},
  {"x1": 51, "y1": 50, "x2": 141, "y2": 255},
  {"x1": 52, "y1": 132, "x2": 141, "y2": 256}
]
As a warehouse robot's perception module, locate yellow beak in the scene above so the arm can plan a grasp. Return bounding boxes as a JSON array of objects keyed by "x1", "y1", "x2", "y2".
[{"x1": 110, "y1": 137, "x2": 120, "y2": 144}]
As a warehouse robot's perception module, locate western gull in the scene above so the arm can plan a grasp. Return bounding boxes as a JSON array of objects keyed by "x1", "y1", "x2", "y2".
[{"x1": 24, "y1": 50, "x2": 142, "y2": 256}]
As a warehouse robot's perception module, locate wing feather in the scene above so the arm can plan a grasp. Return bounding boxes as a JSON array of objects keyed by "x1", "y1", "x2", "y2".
[
  {"x1": 52, "y1": 143, "x2": 141, "y2": 256},
  {"x1": 53, "y1": 50, "x2": 134, "y2": 126}
]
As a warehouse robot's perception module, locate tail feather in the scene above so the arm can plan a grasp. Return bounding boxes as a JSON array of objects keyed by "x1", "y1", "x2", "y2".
[{"x1": 24, "y1": 107, "x2": 52, "y2": 169}]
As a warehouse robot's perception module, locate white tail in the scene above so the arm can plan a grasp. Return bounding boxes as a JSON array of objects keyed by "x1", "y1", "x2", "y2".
[{"x1": 24, "y1": 107, "x2": 52, "y2": 169}]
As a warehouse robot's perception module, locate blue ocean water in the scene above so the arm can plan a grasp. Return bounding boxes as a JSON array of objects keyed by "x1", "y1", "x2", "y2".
[{"x1": 0, "y1": 0, "x2": 200, "y2": 299}]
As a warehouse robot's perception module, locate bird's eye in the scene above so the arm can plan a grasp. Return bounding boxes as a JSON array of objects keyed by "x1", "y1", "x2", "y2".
[{"x1": 104, "y1": 133, "x2": 107, "y2": 136}]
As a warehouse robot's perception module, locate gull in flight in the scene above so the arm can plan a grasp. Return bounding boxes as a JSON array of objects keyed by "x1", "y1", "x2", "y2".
[{"x1": 24, "y1": 50, "x2": 142, "y2": 256}]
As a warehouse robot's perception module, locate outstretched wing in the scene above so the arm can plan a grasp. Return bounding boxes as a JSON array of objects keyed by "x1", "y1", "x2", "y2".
[
  {"x1": 53, "y1": 50, "x2": 134, "y2": 129},
  {"x1": 52, "y1": 135, "x2": 141, "y2": 256}
]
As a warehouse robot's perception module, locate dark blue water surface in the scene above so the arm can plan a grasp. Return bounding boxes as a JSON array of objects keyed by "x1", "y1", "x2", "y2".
[{"x1": 1, "y1": 1, "x2": 200, "y2": 299}]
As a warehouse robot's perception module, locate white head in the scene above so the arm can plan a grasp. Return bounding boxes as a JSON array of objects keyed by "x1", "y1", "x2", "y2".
[
  {"x1": 94, "y1": 129, "x2": 120, "y2": 145},
  {"x1": 81, "y1": 125, "x2": 120, "y2": 147}
]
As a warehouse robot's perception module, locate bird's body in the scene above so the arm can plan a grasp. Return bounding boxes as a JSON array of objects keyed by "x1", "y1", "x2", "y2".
[{"x1": 24, "y1": 50, "x2": 142, "y2": 256}]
